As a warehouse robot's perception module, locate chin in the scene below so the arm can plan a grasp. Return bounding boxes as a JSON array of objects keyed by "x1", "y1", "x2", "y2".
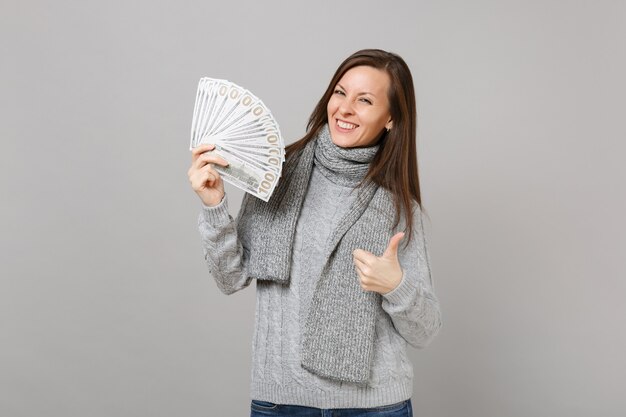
[
  {"x1": 329, "y1": 128, "x2": 357, "y2": 148},
  {"x1": 330, "y1": 134, "x2": 357, "y2": 148}
]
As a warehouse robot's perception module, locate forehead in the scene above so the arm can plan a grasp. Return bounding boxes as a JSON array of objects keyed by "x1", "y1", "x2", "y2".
[{"x1": 337, "y1": 65, "x2": 390, "y2": 95}]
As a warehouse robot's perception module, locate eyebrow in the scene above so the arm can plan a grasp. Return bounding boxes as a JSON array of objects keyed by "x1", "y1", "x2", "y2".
[{"x1": 337, "y1": 83, "x2": 377, "y2": 97}]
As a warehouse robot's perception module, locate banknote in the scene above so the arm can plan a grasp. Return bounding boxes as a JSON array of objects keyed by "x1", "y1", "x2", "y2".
[{"x1": 190, "y1": 78, "x2": 285, "y2": 201}]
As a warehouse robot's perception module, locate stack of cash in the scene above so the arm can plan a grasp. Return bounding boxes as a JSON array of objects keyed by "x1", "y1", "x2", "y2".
[{"x1": 189, "y1": 78, "x2": 285, "y2": 202}]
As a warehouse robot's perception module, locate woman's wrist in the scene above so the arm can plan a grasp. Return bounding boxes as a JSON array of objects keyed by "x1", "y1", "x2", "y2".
[
  {"x1": 200, "y1": 194, "x2": 230, "y2": 225},
  {"x1": 201, "y1": 193, "x2": 225, "y2": 208}
]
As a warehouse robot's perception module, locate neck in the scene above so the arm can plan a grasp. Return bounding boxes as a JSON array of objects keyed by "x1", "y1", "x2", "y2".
[{"x1": 314, "y1": 124, "x2": 379, "y2": 187}]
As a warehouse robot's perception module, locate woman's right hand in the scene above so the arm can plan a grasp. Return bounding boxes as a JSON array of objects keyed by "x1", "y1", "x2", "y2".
[{"x1": 188, "y1": 144, "x2": 230, "y2": 207}]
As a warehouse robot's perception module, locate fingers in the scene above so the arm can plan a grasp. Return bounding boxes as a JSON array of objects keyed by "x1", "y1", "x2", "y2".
[
  {"x1": 382, "y1": 232, "x2": 405, "y2": 259},
  {"x1": 191, "y1": 144, "x2": 214, "y2": 164},
  {"x1": 354, "y1": 258, "x2": 378, "y2": 293},
  {"x1": 193, "y1": 151, "x2": 230, "y2": 170},
  {"x1": 352, "y1": 248, "x2": 376, "y2": 264},
  {"x1": 188, "y1": 148, "x2": 230, "y2": 181},
  {"x1": 200, "y1": 163, "x2": 221, "y2": 182},
  {"x1": 191, "y1": 144, "x2": 229, "y2": 166},
  {"x1": 353, "y1": 257, "x2": 370, "y2": 277},
  {"x1": 353, "y1": 233, "x2": 406, "y2": 295},
  {"x1": 353, "y1": 232, "x2": 405, "y2": 262},
  {"x1": 189, "y1": 163, "x2": 222, "y2": 190}
]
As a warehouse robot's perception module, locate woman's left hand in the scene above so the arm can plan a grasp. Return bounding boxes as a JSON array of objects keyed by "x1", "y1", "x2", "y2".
[{"x1": 352, "y1": 232, "x2": 405, "y2": 295}]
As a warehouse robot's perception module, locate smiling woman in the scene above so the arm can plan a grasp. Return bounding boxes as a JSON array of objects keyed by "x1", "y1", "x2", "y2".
[
  {"x1": 285, "y1": 49, "x2": 422, "y2": 242},
  {"x1": 189, "y1": 49, "x2": 441, "y2": 416},
  {"x1": 327, "y1": 65, "x2": 394, "y2": 148}
]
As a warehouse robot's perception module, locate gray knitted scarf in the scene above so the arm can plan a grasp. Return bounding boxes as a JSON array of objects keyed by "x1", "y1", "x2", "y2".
[{"x1": 237, "y1": 124, "x2": 396, "y2": 384}]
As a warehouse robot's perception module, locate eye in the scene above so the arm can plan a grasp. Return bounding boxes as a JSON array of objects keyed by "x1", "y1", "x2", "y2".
[
  {"x1": 359, "y1": 98, "x2": 373, "y2": 105},
  {"x1": 333, "y1": 89, "x2": 345, "y2": 96}
]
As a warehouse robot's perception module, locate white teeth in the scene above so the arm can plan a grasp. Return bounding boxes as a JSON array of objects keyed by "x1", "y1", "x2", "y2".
[{"x1": 337, "y1": 120, "x2": 357, "y2": 130}]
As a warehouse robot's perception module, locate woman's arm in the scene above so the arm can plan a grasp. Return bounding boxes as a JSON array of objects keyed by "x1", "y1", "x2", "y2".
[
  {"x1": 380, "y1": 207, "x2": 442, "y2": 348},
  {"x1": 189, "y1": 144, "x2": 252, "y2": 295},
  {"x1": 197, "y1": 194, "x2": 253, "y2": 295}
]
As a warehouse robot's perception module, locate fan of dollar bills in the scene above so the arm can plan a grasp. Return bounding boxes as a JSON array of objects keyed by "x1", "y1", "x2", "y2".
[{"x1": 189, "y1": 77, "x2": 285, "y2": 202}]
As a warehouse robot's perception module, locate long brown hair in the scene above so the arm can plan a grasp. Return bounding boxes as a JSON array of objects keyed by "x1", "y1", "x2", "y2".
[{"x1": 286, "y1": 49, "x2": 424, "y2": 243}]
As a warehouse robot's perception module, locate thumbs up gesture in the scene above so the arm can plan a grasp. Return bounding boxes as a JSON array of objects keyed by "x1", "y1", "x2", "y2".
[{"x1": 352, "y1": 232, "x2": 405, "y2": 295}]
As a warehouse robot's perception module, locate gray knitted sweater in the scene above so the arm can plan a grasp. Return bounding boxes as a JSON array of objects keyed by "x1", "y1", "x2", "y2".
[{"x1": 198, "y1": 164, "x2": 442, "y2": 408}]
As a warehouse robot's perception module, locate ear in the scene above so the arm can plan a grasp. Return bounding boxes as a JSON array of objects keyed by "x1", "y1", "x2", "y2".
[{"x1": 385, "y1": 120, "x2": 393, "y2": 131}]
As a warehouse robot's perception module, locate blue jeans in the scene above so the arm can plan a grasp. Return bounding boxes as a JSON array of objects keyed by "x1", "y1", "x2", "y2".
[{"x1": 250, "y1": 398, "x2": 412, "y2": 416}]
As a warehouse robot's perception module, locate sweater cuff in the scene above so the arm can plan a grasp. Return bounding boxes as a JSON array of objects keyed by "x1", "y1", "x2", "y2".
[
  {"x1": 200, "y1": 195, "x2": 231, "y2": 225},
  {"x1": 382, "y1": 269, "x2": 420, "y2": 305}
]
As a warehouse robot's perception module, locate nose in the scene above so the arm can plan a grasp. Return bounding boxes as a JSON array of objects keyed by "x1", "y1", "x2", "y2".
[{"x1": 338, "y1": 98, "x2": 354, "y2": 116}]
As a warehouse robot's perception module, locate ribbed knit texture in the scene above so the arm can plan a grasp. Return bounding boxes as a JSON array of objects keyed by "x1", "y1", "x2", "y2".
[
  {"x1": 197, "y1": 125, "x2": 443, "y2": 407},
  {"x1": 300, "y1": 186, "x2": 394, "y2": 384},
  {"x1": 313, "y1": 124, "x2": 378, "y2": 187},
  {"x1": 237, "y1": 124, "x2": 396, "y2": 383},
  {"x1": 198, "y1": 165, "x2": 442, "y2": 408}
]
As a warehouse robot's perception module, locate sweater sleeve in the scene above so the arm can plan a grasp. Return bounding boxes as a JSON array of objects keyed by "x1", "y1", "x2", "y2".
[
  {"x1": 197, "y1": 194, "x2": 253, "y2": 295},
  {"x1": 381, "y1": 206, "x2": 442, "y2": 348}
]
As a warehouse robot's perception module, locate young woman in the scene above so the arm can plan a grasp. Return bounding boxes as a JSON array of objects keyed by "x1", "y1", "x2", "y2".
[{"x1": 188, "y1": 49, "x2": 442, "y2": 417}]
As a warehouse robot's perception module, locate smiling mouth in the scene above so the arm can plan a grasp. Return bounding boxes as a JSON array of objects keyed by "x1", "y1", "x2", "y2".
[{"x1": 336, "y1": 119, "x2": 358, "y2": 130}]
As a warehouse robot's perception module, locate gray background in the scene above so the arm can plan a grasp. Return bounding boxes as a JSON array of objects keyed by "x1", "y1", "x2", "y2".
[{"x1": 1, "y1": 1, "x2": 624, "y2": 416}]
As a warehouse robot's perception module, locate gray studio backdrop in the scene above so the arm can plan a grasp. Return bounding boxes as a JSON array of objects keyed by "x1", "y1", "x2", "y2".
[{"x1": 1, "y1": 1, "x2": 625, "y2": 416}]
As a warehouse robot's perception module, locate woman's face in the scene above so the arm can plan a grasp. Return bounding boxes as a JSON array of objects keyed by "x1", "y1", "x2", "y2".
[{"x1": 326, "y1": 65, "x2": 393, "y2": 148}]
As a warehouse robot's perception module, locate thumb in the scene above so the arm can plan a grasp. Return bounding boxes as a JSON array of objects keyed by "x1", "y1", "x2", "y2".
[{"x1": 382, "y1": 232, "x2": 405, "y2": 259}]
